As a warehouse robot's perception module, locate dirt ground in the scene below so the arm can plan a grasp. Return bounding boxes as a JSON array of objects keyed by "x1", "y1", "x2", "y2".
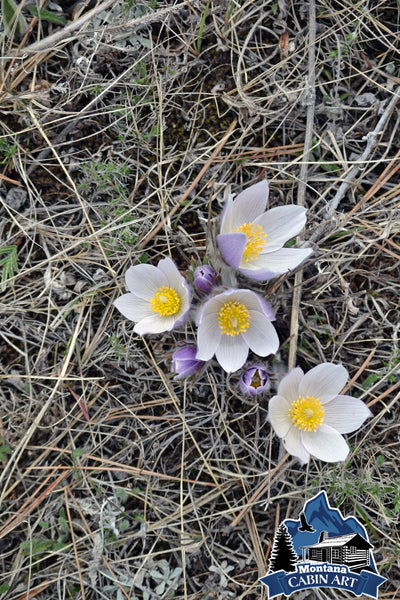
[{"x1": 0, "y1": 1, "x2": 399, "y2": 599}]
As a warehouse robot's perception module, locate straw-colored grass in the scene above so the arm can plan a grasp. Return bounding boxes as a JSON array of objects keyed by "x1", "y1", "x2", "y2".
[{"x1": 0, "y1": 1, "x2": 399, "y2": 599}]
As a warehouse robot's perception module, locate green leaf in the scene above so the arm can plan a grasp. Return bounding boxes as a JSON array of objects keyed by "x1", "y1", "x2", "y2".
[
  {"x1": 27, "y1": 6, "x2": 67, "y2": 25},
  {"x1": 197, "y1": 0, "x2": 211, "y2": 52},
  {"x1": 0, "y1": 245, "x2": 18, "y2": 291},
  {"x1": 0, "y1": 445, "x2": 11, "y2": 461},
  {"x1": 58, "y1": 507, "x2": 69, "y2": 535},
  {"x1": 2, "y1": 0, "x2": 28, "y2": 35}
]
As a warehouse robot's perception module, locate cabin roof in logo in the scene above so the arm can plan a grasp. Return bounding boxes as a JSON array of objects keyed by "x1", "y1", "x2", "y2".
[{"x1": 301, "y1": 531, "x2": 373, "y2": 550}]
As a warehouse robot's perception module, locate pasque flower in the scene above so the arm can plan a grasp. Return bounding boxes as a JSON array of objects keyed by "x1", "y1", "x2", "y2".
[
  {"x1": 269, "y1": 363, "x2": 372, "y2": 464},
  {"x1": 240, "y1": 365, "x2": 270, "y2": 395},
  {"x1": 196, "y1": 288, "x2": 279, "y2": 373},
  {"x1": 114, "y1": 257, "x2": 191, "y2": 335},
  {"x1": 172, "y1": 346, "x2": 205, "y2": 379},
  {"x1": 217, "y1": 180, "x2": 312, "y2": 281},
  {"x1": 193, "y1": 265, "x2": 217, "y2": 295}
]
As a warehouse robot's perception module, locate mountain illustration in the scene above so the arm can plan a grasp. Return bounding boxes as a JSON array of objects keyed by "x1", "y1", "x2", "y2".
[{"x1": 283, "y1": 491, "x2": 378, "y2": 574}]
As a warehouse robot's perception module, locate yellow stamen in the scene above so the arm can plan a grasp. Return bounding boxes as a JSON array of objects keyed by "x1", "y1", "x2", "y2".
[
  {"x1": 218, "y1": 301, "x2": 250, "y2": 336},
  {"x1": 251, "y1": 369, "x2": 263, "y2": 389},
  {"x1": 150, "y1": 286, "x2": 180, "y2": 316},
  {"x1": 233, "y1": 223, "x2": 267, "y2": 262},
  {"x1": 288, "y1": 396, "x2": 325, "y2": 432}
]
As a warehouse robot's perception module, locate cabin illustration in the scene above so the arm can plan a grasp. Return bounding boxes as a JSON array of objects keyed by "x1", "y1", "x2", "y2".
[{"x1": 300, "y1": 531, "x2": 373, "y2": 570}]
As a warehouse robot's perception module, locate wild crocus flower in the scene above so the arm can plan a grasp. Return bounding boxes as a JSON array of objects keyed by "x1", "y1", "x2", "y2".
[
  {"x1": 114, "y1": 257, "x2": 191, "y2": 335},
  {"x1": 269, "y1": 363, "x2": 372, "y2": 464},
  {"x1": 193, "y1": 265, "x2": 217, "y2": 295},
  {"x1": 217, "y1": 180, "x2": 312, "y2": 281},
  {"x1": 196, "y1": 288, "x2": 279, "y2": 373},
  {"x1": 240, "y1": 365, "x2": 270, "y2": 396},
  {"x1": 172, "y1": 346, "x2": 205, "y2": 379}
]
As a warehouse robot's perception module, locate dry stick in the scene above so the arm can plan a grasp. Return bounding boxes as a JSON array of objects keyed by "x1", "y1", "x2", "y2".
[
  {"x1": 341, "y1": 347, "x2": 376, "y2": 395},
  {"x1": 139, "y1": 120, "x2": 238, "y2": 249},
  {"x1": 326, "y1": 84, "x2": 400, "y2": 217},
  {"x1": 20, "y1": 1, "x2": 191, "y2": 54},
  {"x1": 19, "y1": 0, "x2": 120, "y2": 54},
  {"x1": 288, "y1": 0, "x2": 317, "y2": 370}
]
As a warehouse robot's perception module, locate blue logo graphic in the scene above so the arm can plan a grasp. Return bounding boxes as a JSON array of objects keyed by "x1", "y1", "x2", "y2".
[{"x1": 260, "y1": 491, "x2": 386, "y2": 598}]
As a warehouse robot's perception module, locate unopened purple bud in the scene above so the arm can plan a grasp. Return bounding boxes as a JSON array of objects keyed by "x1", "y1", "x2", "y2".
[
  {"x1": 193, "y1": 265, "x2": 217, "y2": 295},
  {"x1": 172, "y1": 346, "x2": 205, "y2": 379},
  {"x1": 240, "y1": 365, "x2": 270, "y2": 396}
]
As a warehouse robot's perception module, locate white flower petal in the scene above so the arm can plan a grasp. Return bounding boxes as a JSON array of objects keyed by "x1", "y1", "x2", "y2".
[
  {"x1": 215, "y1": 334, "x2": 249, "y2": 372},
  {"x1": 228, "y1": 181, "x2": 269, "y2": 230},
  {"x1": 114, "y1": 294, "x2": 151, "y2": 322},
  {"x1": 196, "y1": 311, "x2": 222, "y2": 361},
  {"x1": 302, "y1": 424, "x2": 350, "y2": 462},
  {"x1": 134, "y1": 314, "x2": 177, "y2": 335},
  {"x1": 299, "y1": 363, "x2": 348, "y2": 400},
  {"x1": 278, "y1": 367, "x2": 304, "y2": 403},
  {"x1": 219, "y1": 195, "x2": 235, "y2": 233},
  {"x1": 282, "y1": 426, "x2": 310, "y2": 464},
  {"x1": 269, "y1": 394, "x2": 293, "y2": 437},
  {"x1": 158, "y1": 257, "x2": 184, "y2": 289},
  {"x1": 253, "y1": 247, "x2": 312, "y2": 273},
  {"x1": 125, "y1": 264, "x2": 167, "y2": 299},
  {"x1": 243, "y1": 310, "x2": 279, "y2": 356},
  {"x1": 255, "y1": 205, "x2": 307, "y2": 247},
  {"x1": 323, "y1": 396, "x2": 372, "y2": 433}
]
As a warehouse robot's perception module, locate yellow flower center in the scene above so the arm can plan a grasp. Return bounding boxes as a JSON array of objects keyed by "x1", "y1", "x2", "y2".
[
  {"x1": 288, "y1": 396, "x2": 325, "y2": 432},
  {"x1": 149, "y1": 286, "x2": 180, "y2": 316},
  {"x1": 218, "y1": 301, "x2": 250, "y2": 336},
  {"x1": 251, "y1": 369, "x2": 263, "y2": 389},
  {"x1": 233, "y1": 223, "x2": 267, "y2": 262}
]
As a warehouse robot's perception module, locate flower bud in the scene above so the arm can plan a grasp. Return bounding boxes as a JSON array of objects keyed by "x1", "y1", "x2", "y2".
[
  {"x1": 172, "y1": 346, "x2": 205, "y2": 379},
  {"x1": 240, "y1": 365, "x2": 270, "y2": 395},
  {"x1": 193, "y1": 265, "x2": 217, "y2": 295}
]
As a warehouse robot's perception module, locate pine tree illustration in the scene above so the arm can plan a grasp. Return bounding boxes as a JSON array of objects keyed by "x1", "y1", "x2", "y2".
[{"x1": 268, "y1": 523, "x2": 298, "y2": 572}]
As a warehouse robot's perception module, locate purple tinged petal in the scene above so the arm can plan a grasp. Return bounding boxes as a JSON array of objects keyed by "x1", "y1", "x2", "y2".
[
  {"x1": 240, "y1": 365, "x2": 270, "y2": 395},
  {"x1": 302, "y1": 424, "x2": 350, "y2": 462},
  {"x1": 172, "y1": 346, "x2": 204, "y2": 379},
  {"x1": 217, "y1": 232, "x2": 247, "y2": 268},
  {"x1": 323, "y1": 396, "x2": 372, "y2": 433},
  {"x1": 257, "y1": 296, "x2": 276, "y2": 321},
  {"x1": 194, "y1": 265, "x2": 217, "y2": 295},
  {"x1": 299, "y1": 363, "x2": 348, "y2": 399}
]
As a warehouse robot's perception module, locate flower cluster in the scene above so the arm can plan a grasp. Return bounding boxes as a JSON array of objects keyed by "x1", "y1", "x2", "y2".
[{"x1": 113, "y1": 180, "x2": 371, "y2": 464}]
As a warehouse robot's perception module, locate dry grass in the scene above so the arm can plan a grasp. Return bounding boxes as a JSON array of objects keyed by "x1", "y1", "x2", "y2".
[{"x1": 0, "y1": 0, "x2": 399, "y2": 599}]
